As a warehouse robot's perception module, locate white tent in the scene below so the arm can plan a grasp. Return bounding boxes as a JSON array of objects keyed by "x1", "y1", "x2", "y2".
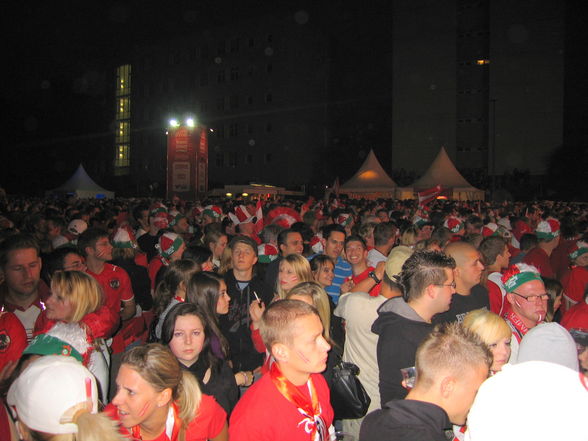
[
  {"x1": 339, "y1": 150, "x2": 397, "y2": 199},
  {"x1": 409, "y1": 147, "x2": 485, "y2": 200},
  {"x1": 48, "y1": 164, "x2": 115, "y2": 199}
]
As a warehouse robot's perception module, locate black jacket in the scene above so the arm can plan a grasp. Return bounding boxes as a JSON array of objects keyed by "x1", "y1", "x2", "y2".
[
  {"x1": 220, "y1": 270, "x2": 273, "y2": 371},
  {"x1": 372, "y1": 297, "x2": 433, "y2": 406},
  {"x1": 360, "y1": 399, "x2": 451, "y2": 441}
]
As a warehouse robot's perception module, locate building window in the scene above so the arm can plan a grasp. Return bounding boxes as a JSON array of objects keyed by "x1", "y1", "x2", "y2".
[
  {"x1": 476, "y1": 59, "x2": 490, "y2": 65},
  {"x1": 116, "y1": 64, "x2": 131, "y2": 97},
  {"x1": 228, "y1": 152, "x2": 238, "y2": 168},
  {"x1": 116, "y1": 121, "x2": 130, "y2": 143},
  {"x1": 230, "y1": 67, "x2": 239, "y2": 81},
  {"x1": 245, "y1": 154, "x2": 253, "y2": 164},
  {"x1": 264, "y1": 153, "x2": 272, "y2": 164},
  {"x1": 266, "y1": 63, "x2": 273, "y2": 73},
  {"x1": 216, "y1": 125, "x2": 225, "y2": 139},
  {"x1": 217, "y1": 69, "x2": 226, "y2": 83},
  {"x1": 229, "y1": 123, "x2": 239, "y2": 137},
  {"x1": 248, "y1": 37, "x2": 255, "y2": 48},
  {"x1": 200, "y1": 71, "x2": 208, "y2": 86},
  {"x1": 215, "y1": 152, "x2": 224, "y2": 167},
  {"x1": 230, "y1": 95, "x2": 239, "y2": 109},
  {"x1": 217, "y1": 97, "x2": 225, "y2": 111},
  {"x1": 267, "y1": 34, "x2": 273, "y2": 43},
  {"x1": 115, "y1": 144, "x2": 130, "y2": 168},
  {"x1": 230, "y1": 38, "x2": 240, "y2": 53},
  {"x1": 217, "y1": 40, "x2": 226, "y2": 55},
  {"x1": 200, "y1": 101, "x2": 208, "y2": 112},
  {"x1": 265, "y1": 92, "x2": 273, "y2": 103},
  {"x1": 247, "y1": 124, "x2": 254, "y2": 134},
  {"x1": 117, "y1": 97, "x2": 130, "y2": 120}
]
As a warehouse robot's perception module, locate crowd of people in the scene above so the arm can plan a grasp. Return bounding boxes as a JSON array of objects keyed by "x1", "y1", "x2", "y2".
[{"x1": 0, "y1": 194, "x2": 587, "y2": 441}]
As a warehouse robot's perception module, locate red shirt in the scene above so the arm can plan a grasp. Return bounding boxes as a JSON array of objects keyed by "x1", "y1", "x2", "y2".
[
  {"x1": 523, "y1": 247, "x2": 555, "y2": 279},
  {"x1": 105, "y1": 394, "x2": 226, "y2": 441},
  {"x1": 561, "y1": 266, "x2": 588, "y2": 312},
  {"x1": 560, "y1": 301, "x2": 588, "y2": 330},
  {"x1": 487, "y1": 279, "x2": 505, "y2": 315},
  {"x1": 148, "y1": 255, "x2": 168, "y2": 290},
  {"x1": 229, "y1": 372, "x2": 333, "y2": 441},
  {"x1": 349, "y1": 267, "x2": 381, "y2": 297},
  {"x1": 87, "y1": 263, "x2": 134, "y2": 318},
  {"x1": 0, "y1": 281, "x2": 51, "y2": 341},
  {"x1": 550, "y1": 238, "x2": 577, "y2": 281}
]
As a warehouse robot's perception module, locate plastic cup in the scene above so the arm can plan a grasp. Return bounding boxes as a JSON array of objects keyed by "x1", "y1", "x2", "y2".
[{"x1": 400, "y1": 366, "x2": 416, "y2": 390}]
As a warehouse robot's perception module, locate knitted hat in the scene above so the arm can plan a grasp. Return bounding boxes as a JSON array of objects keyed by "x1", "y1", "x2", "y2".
[
  {"x1": 516, "y1": 323, "x2": 579, "y2": 371},
  {"x1": 482, "y1": 222, "x2": 500, "y2": 237},
  {"x1": 444, "y1": 217, "x2": 464, "y2": 234},
  {"x1": 568, "y1": 240, "x2": 588, "y2": 261},
  {"x1": 257, "y1": 243, "x2": 279, "y2": 264},
  {"x1": 156, "y1": 232, "x2": 184, "y2": 260},
  {"x1": 202, "y1": 205, "x2": 222, "y2": 220},
  {"x1": 497, "y1": 217, "x2": 512, "y2": 231},
  {"x1": 112, "y1": 227, "x2": 137, "y2": 249},
  {"x1": 23, "y1": 322, "x2": 92, "y2": 365},
  {"x1": 535, "y1": 218, "x2": 560, "y2": 240},
  {"x1": 413, "y1": 215, "x2": 428, "y2": 228},
  {"x1": 335, "y1": 213, "x2": 353, "y2": 227},
  {"x1": 310, "y1": 234, "x2": 324, "y2": 254},
  {"x1": 501, "y1": 263, "x2": 543, "y2": 293},
  {"x1": 149, "y1": 202, "x2": 168, "y2": 217},
  {"x1": 7, "y1": 355, "x2": 98, "y2": 434},
  {"x1": 0, "y1": 312, "x2": 27, "y2": 372},
  {"x1": 67, "y1": 219, "x2": 87, "y2": 236},
  {"x1": 512, "y1": 220, "x2": 533, "y2": 241}
]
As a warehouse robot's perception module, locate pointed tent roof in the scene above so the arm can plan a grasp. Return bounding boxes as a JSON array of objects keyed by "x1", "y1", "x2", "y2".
[
  {"x1": 50, "y1": 164, "x2": 114, "y2": 199},
  {"x1": 411, "y1": 147, "x2": 476, "y2": 190},
  {"x1": 340, "y1": 149, "x2": 397, "y2": 193}
]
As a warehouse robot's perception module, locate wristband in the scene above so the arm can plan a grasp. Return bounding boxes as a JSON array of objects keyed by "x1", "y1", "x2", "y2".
[{"x1": 369, "y1": 271, "x2": 381, "y2": 284}]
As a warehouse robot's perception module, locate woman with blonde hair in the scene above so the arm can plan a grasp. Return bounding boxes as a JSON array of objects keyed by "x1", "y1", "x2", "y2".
[
  {"x1": 107, "y1": 343, "x2": 228, "y2": 441},
  {"x1": 276, "y1": 254, "x2": 314, "y2": 299},
  {"x1": 287, "y1": 281, "x2": 333, "y2": 340},
  {"x1": 462, "y1": 308, "x2": 512, "y2": 374}
]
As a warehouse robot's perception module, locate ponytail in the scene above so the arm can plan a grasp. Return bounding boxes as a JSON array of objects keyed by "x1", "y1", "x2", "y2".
[
  {"x1": 176, "y1": 370, "x2": 202, "y2": 441},
  {"x1": 75, "y1": 411, "x2": 125, "y2": 441}
]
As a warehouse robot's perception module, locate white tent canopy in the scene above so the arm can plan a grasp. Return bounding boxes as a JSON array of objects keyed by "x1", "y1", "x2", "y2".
[
  {"x1": 339, "y1": 150, "x2": 397, "y2": 198},
  {"x1": 409, "y1": 147, "x2": 484, "y2": 200},
  {"x1": 48, "y1": 164, "x2": 114, "y2": 199}
]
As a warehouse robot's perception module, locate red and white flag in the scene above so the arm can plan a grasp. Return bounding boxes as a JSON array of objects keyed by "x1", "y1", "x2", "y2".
[
  {"x1": 254, "y1": 200, "x2": 264, "y2": 234},
  {"x1": 418, "y1": 185, "x2": 443, "y2": 207}
]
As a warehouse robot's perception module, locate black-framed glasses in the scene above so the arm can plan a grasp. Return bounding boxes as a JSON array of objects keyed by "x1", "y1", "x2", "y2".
[
  {"x1": 435, "y1": 281, "x2": 456, "y2": 289},
  {"x1": 511, "y1": 292, "x2": 549, "y2": 302}
]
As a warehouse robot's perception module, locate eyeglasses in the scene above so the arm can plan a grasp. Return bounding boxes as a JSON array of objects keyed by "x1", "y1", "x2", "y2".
[
  {"x1": 435, "y1": 281, "x2": 456, "y2": 289},
  {"x1": 511, "y1": 292, "x2": 550, "y2": 303}
]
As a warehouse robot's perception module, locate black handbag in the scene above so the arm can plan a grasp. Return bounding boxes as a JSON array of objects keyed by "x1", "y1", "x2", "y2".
[{"x1": 330, "y1": 360, "x2": 371, "y2": 419}]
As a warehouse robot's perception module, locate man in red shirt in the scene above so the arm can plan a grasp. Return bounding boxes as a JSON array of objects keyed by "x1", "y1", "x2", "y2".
[
  {"x1": 0, "y1": 234, "x2": 49, "y2": 341},
  {"x1": 230, "y1": 299, "x2": 334, "y2": 441},
  {"x1": 523, "y1": 218, "x2": 560, "y2": 279}
]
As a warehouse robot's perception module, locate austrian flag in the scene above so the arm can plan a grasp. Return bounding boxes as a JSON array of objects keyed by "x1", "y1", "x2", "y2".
[{"x1": 418, "y1": 185, "x2": 443, "y2": 207}]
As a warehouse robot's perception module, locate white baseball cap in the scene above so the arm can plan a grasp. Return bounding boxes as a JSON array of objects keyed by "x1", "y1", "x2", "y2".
[{"x1": 7, "y1": 355, "x2": 98, "y2": 434}]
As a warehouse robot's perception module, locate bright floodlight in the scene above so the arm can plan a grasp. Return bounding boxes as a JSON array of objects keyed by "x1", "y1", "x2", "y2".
[
  {"x1": 169, "y1": 119, "x2": 179, "y2": 128},
  {"x1": 186, "y1": 117, "x2": 195, "y2": 127}
]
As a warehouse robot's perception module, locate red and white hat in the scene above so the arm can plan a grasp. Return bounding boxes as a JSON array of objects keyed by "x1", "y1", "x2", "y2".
[
  {"x1": 535, "y1": 218, "x2": 560, "y2": 240},
  {"x1": 228, "y1": 205, "x2": 254, "y2": 225},
  {"x1": 501, "y1": 263, "x2": 542, "y2": 293},
  {"x1": 257, "y1": 243, "x2": 279, "y2": 264},
  {"x1": 335, "y1": 213, "x2": 353, "y2": 227},
  {"x1": 156, "y1": 232, "x2": 184, "y2": 260},
  {"x1": 149, "y1": 202, "x2": 169, "y2": 229},
  {"x1": 112, "y1": 226, "x2": 137, "y2": 249},
  {"x1": 569, "y1": 240, "x2": 588, "y2": 262},
  {"x1": 310, "y1": 234, "x2": 324, "y2": 254},
  {"x1": 267, "y1": 207, "x2": 302, "y2": 229},
  {"x1": 7, "y1": 355, "x2": 99, "y2": 435},
  {"x1": 444, "y1": 217, "x2": 464, "y2": 234},
  {"x1": 202, "y1": 205, "x2": 223, "y2": 220},
  {"x1": 482, "y1": 222, "x2": 500, "y2": 237}
]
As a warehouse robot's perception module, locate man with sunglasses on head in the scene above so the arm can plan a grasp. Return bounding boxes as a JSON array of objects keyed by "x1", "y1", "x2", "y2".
[
  {"x1": 500, "y1": 263, "x2": 549, "y2": 362},
  {"x1": 373, "y1": 250, "x2": 456, "y2": 405}
]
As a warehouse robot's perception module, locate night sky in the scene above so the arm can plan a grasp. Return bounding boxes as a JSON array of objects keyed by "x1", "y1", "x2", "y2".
[{"x1": 3, "y1": 1, "x2": 587, "y2": 199}]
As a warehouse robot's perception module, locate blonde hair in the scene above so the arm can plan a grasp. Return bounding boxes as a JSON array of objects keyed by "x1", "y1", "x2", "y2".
[
  {"x1": 50, "y1": 271, "x2": 103, "y2": 322},
  {"x1": 462, "y1": 309, "x2": 512, "y2": 345},
  {"x1": 400, "y1": 226, "x2": 419, "y2": 247},
  {"x1": 121, "y1": 344, "x2": 202, "y2": 441},
  {"x1": 277, "y1": 254, "x2": 314, "y2": 299},
  {"x1": 24, "y1": 413, "x2": 124, "y2": 441},
  {"x1": 287, "y1": 281, "x2": 331, "y2": 340}
]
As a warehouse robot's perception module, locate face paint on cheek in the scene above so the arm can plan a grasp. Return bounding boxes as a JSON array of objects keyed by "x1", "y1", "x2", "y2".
[
  {"x1": 297, "y1": 350, "x2": 310, "y2": 364},
  {"x1": 138, "y1": 401, "x2": 151, "y2": 417}
]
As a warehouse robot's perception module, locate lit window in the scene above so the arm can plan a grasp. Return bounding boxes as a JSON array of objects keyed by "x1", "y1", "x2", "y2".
[{"x1": 476, "y1": 59, "x2": 490, "y2": 65}]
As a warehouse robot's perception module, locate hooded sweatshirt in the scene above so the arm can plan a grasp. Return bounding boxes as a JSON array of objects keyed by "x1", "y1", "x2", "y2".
[{"x1": 372, "y1": 297, "x2": 433, "y2": 406}]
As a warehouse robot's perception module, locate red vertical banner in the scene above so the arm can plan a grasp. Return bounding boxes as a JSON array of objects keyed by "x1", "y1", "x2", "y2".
[{"x1": 196, "y1": 127, "x2": 208, "y2": 196}]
